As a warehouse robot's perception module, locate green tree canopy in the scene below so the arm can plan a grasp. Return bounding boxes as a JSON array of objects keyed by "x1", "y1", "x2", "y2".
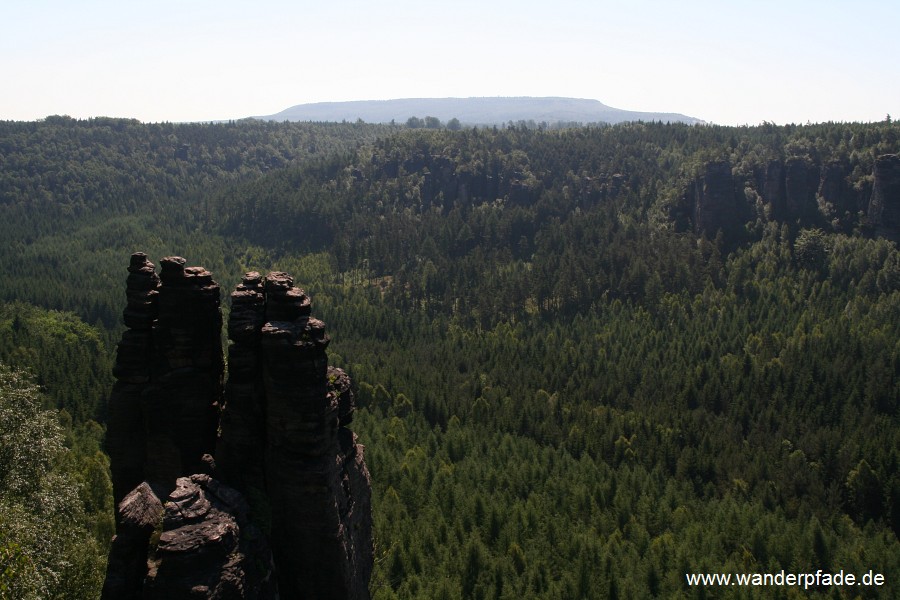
[{"x1": 0, "y1": 364, "x2": 106, "y2": 599}]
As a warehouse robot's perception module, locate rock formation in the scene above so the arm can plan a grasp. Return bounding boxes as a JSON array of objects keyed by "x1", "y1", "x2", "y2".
[
  {"x1": 675, "y1": 155, "x2": 898, "y2": 243},
  {"x1": 142, "y1": 474, "x2": 277, "y2": 599},
  {"x1": 218, "y1": 271, "x2": 373, "y2": 600},
  {"x1": 103, "y1": 475, "x2": 277, "y2": 600},
  {"x1": 106, "y1": 253, "x2": 223, "y2": 506},
  {"x1": 783, "y1": 157, "x2": 820, "y2": 224},
  {"x1": 680, "y1": 161, "x2": 743, "y2": 239},
  {"x1": 104, "y1": 255, "x2": 373, "y2": 600},
  {"x1": 868, "y1": 154, "x2": 900, "y2": 242},
  {"x1": 102, "y1": 482, "x2": 166, "y2": 599},
  {"x1": 817, "y1": 159, "x2": 847, "y2": 208},
  {"x1": 762, "y1": 159, "x2": 786, "y2": 219}
]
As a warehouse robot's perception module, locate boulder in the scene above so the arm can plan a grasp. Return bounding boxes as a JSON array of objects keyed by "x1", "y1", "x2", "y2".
[{"x1": 142, "y1": 475, "x2": 277, "y2": 600}]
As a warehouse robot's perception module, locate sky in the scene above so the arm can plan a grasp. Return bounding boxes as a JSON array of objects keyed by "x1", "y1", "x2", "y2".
[{"x1": 2, "y1": 0, "x2": 898, "y2": 126}]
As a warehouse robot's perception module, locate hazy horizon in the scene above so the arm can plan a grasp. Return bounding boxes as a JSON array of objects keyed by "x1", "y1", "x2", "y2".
[{"x1": 2, "y1": 0, "x2": 898, "y2": 126}]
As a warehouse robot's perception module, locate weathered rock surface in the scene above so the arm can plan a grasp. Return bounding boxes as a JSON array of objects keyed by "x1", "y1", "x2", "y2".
[
  {"x1": 817, "y1": 159, "x2": 851, "y2": 228},
  {"x1": 763, "y1": 159, "x2": 786, "y2": 219},
  {"x1": 676, "y1": 155, "x2": 895, "y2": 243},
  {"x1": 690, "y1": 161, "x2": 740, "y2": 237},
  {"x1": 219, "y1": 271, "x2": 373, "y2": 600},
  {"x1": 105, "y1": 255, "x2": 373, "y2": 600},
  {"x1": 106, "y1": 254, "x2": 223, "y2": 506},
  {"x1": 783, "y1": 156, "x2": 819, "y2": 224},
  {"x1": 868, "y1": 154, "x2": 900, "y2": 242},
  {"x1": 142, "y1": 475, "x2": 277, "y2": 600},
  {"x1": 101, "y1": 482, "x2": 166, "y2": 600}
]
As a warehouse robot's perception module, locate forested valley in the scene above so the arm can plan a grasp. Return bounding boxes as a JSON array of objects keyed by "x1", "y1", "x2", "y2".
[{"x1": 0, "y1": 115, "x2": 898, "y2": 598}]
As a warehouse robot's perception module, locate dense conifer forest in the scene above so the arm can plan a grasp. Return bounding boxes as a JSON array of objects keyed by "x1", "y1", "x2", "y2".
[{"x1": 0, "y1": 116, "x2": 897, "y2": 598}]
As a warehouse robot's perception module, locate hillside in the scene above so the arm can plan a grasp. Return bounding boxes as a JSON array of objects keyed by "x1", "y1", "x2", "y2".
[
  {"x1": 254, "y1": 96, "x2": 704, "y2": 126},
  {"x1": 0, "y1": 117, "x2": 898, "y2": 598}
]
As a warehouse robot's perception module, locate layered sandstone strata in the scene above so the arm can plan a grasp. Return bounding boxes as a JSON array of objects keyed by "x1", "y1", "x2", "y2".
[
  {"x1": 104, "y1": 255, "x2": 372, "y2": 600},
  {"x1": 219, "y1": 271, "x2": 372, "y2": 600}
]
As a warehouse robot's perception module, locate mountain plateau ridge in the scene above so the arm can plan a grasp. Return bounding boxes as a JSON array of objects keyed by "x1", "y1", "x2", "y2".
[{"x1": 254, "y1": 96, "x2": 703, "y2": 126}]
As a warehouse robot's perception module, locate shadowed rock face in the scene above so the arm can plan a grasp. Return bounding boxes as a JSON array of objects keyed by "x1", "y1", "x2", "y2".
[
  {"x1": 678, "y1": 155, "x2": 895, "y2": 243},
  {"x1": 783, "y1": 157, "x2": 819, "y2": 223},
  {"x1": 691, "y1": 161, "x2": 740, "y2": 237},
  {"x1": 869, "y1": 154, "x2": 900, "y2": 242},
  {"x1": 143, "y1": 475, "x2": 278, "y2": 600},
  {"x1": 103, "y1": 476, "x2": 277, "y2": 600},
  {"x1": 818, "y1": 159, "x2": 849, "y2": 211},
  {"x1": 104, "y1": 255, "x2": 373, "y2": 600},
  {"x1": 218, "y1": 271, "x2": 373, "y2": 600},
  {"x1": 106, "y1": 254, "x2": 223, "y2": 505},
  {"x1": 101, "y1": 482, "x2": 165, "y2": 600},
  {"x1": 763, "y1": 159, "x2": 786, "y2": 219}
]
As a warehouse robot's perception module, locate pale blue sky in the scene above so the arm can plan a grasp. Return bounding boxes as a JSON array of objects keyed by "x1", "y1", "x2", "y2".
[{"x1": 2, "y1": 0, "x2": 897, "y2": 125}]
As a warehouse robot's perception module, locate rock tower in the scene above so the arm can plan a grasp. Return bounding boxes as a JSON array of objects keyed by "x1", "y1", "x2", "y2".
[
  {"x1": 103, "y1": 254, "x2": 373, "y2": 600},
  {"x1": 869, "y1": 154, "x2": 900, "y2": 242}
]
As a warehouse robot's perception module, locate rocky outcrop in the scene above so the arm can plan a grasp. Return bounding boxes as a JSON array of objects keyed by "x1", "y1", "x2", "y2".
[
  {"x1": 690, "y1": 161, "x2": 740, "y2": 237},
  {"x1": 218, "y1": 271, "x2": 373, "y2": 600},
  {"x1": 106, "y1": 253, "x2": 223, "y2": 505},
  {"x1": 783, "y1": 157, "x2": 819, "y2": 224},
  {"x1": 817, "y1": 159, "x2": 847, "y2": 210},
  {"x1": 758, "y1": 157, "x2": 821, "y2": 225},
  {"x1": 216, "y1": 271, "x2": 268, "y2": 506},
  {"x1": 763, "y1": 159, "x2": 786, "y2": 218},
  {"x1": 101, "y1": 482, "x2": 166, "y2": 600},
  {"x1": 104, "y1": 255, "x2": 373, "y2": 600},
  {"x1": 142, "y1": 475, "x2": 277, "y2": 600},
  {"x1": 103, "y1": 475, "x2": 277, "y2": 600},
  {"x1": 868, "y1": 154, "x2": 900, "y2": 242},
  {"x1": 674, "y1": 155, "x2": 897, "y2": 241}
]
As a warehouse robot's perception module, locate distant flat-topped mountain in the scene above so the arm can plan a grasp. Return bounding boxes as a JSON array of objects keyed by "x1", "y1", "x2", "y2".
[{"x1": 254, "y1": 97, "x2": 703, "y2": 126}]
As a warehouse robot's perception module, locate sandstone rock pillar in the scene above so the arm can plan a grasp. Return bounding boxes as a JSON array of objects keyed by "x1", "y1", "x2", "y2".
[
  {"x1": 105, "y1": 256, "x2": 373, "y2": 599},
  {"x1": 219, "y1": 271, "x2": 373, "y2": 600}
]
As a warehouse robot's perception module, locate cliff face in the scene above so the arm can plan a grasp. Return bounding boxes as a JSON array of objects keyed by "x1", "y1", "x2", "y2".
[
  {"x1": 818, "y1": 159, "x2": 849, "y2": 212},
  {"x1": 868, "y1": 154, "x2": 900, "y2": 242},
  {"x1": 783, "y1": 157, "x2": 819, "y2": 223},
  {"x1": 691, "y1": 161, "x2": 739, "y2": 237},
  {"x1": 104, "y1": 256, "x2": 373, "y2": 600},
  {"x1": 678, "y1": 155, "x2": 892, "y2": 242}
]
